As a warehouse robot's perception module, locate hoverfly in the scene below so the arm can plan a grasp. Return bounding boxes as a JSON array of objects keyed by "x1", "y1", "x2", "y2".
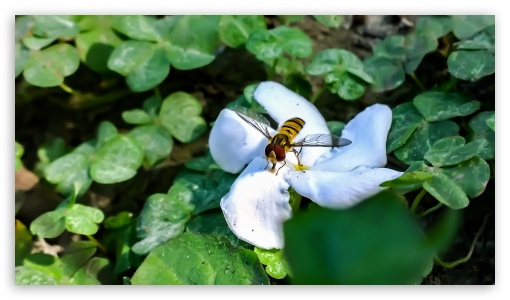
[{"x1": 233, "y1": 106, "x2": 352, "y2": 175}]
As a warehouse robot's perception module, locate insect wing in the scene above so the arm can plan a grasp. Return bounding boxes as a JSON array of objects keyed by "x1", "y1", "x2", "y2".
[
  {"x1": 232, "y1": 106, "x2": 272, "y2": 139},
  {"x1": 293, "y1": 134, "x2": 352, "y2": 147}
]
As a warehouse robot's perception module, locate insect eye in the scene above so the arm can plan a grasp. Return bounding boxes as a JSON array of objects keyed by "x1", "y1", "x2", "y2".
[
  {"x1": 264, "y1": 144, "x2": 274, "y2": 157},
  {"x1": 273, "y1": 146, "x2": 286, "y2": 161}
]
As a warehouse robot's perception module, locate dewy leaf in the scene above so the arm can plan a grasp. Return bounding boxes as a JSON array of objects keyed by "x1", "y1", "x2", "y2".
[
  {"x1": 415, "y1": 16, "x2": 453, "y2": 39},
  {"x1": 128, "y1": 125, "x2": 174, "y2": 167},
  {"x1": 159, "y1": 92, "x2": 207, "y2": 143},
  {"x1": 394, "y1": 120, "x2": 460, "y2": 165},
  {"x1": 132, "y1": 193, "x2": 194, "y2": 255},
  {"x1": 313, "y1": 15, "x2": 345, "y2": 28},
  {"x1": 122, "y1": 109, "x2": 152, "y2": 125},
  {"x1": 186, "y1": 210, "x2": 251, "y2": 248},
  {"x1": 387, "y1": 102, "x2": 424, "y2": 153},
  {"x1": 163, "y1": 15, "x2": 220, "y2": 70},
  {"x1": 283, "y1": 191, "x2": 434, "y2": 284},
  {"x1": 442, "y1": 156, "x2": 490, "y2": 198},
  {"x1": 254, "y1": 247, "x2": 288, "y2": 279},
  {"x1": 23, "y1": 43, "x2": 80, "y2": 87},
  {"x1": 363, "y1": 55, "x2": 405, "y2": 92},
  {"x1": 413, "y1": 91, "x2": 481, "y2": 122},
  {"x1": 15, "y1": 266, "x2": 57, "y2": 285},
  {"x1": 131, "y1": 232, "x2": 269, "y2": 285},
  {"x1": 64, "y1": 204, "x2": 105, "y2": 235},
  {"x1": 15, "y1": 220, "x2": 33, "y2": 266},
  {"x1": 75, "y1": 17, "x2": 122, "y2": 73},
  {"x1": 107, "y1": 40, "x2": 171, "y2": 92},
  {"x1": 452, "y1": 15, "x2": 495, "y2": 40},
  {"x1": 90, "y1": 135, "x2": 144, "y2": 184},
  {"x1": 468, "y1": 111, "x2": 495, "y2": 160},
  {"x1": 110, "y1": 15, "x2": 161, "y2": 42},
  {"x1": 423, "y1": 170, "x2": 469, "y2": 210},
  {"x1": 424, "y1": 136, "x2": 486, "y2": 167},
  {"x1": 219, "y1": 15, "x2": 266, "y2": 48},
  {"x1": 246, "y1": 26, "x2": 312, "y2": 61},
  {"x1": 447, "y1": 49, "x2": 495, "y2": 82},
  {"x1": 30, "y1": 210, "x2": 66, "y2": 238}
]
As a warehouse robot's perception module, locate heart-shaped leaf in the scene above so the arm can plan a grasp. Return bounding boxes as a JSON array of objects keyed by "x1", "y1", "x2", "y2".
[
  {"x1": 23, "y1": 43, "x2": 80, "y2": 87},
  {"x1": 386, "y1": 102, "x2": 424, "y2": 153},
  {"x1": 452, "y1": 15, "x2": 495, "y2": 40},
  {"x1": 128, "y1": 125, "x2": 174, "y2": 167},
  {"x1": 110, "y1": 15, "x2": 161, "y2": 42},
  {"x1": 413, "y1": 91, "x2": 481, "y2": 122},
  {"x1": 364, "y1": 55, "x2": 405, "y2": 92},
  {"x1": 468, "y1": 111, "x2": 495, "y2": 160},
  {"x1": 30, "y1": 210, "x2": 66, "y2": 238},
  {"x1": 122, "y1": 109, "x2": 152, "y2": 125},
  {"x1": 246, "y1": 26, "x2": 312, "y2": 61},
  {"x1": 64, "y1": 204, "x2": 105, "y2": 235},
  {"x1": 447, "y1": 49, "x2": 495, "y2": 82},
  {"x1": 313, "y1": 15, "x2": 345, "y2": 28},
  {"x1": 424, "y1": 136, "x2": 486, "y2": 167},
  {"x1": 219, "y1": 15, "x2": 266, "y2": 48},
  {"x1": 159, "y1": 92, "x2": 207, "y2": 143},
  {"x1": 415, "y1": 16, "x2": 453, "y2": 39}
]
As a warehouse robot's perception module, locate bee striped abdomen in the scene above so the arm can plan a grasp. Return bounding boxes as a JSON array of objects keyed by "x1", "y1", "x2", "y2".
[{"x1": 280, "y1": 117, "x2": 305, "y2": 138}]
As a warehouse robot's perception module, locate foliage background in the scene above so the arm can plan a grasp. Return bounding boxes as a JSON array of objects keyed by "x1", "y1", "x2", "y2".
[{"x1": 13, "y1": 13, "x2": 495, "y2": 285}]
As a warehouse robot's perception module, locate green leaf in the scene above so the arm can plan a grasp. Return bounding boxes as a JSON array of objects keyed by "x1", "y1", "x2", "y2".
[
  {"x1": 246, "y1": 26, "x2": 312, "y2": 61},
  {"x1": 424, "y1": 136, "x2": 487, "y2": 167},
  {"x1": 64, "y1": 204, "x2": 105, "y2": 235},
  {"x1": 30, "y1": 210, "x2": 66, "y2": 238},
  {"x1": 373, "y1": 35, "x2": 407, "y2": 60},
  {"x1": 23, "y1": 253, "x2": 63, "y2": 283},
  {"x1": 90, "y1": 135, "x2": 143, "y2": 184},
  {"x1": 60, "y1": 241, "x2": 97, "y2": 281},
  {"x1": 468, "y1": 111, "x2": 495, "y2": 160},
  {"x1": 186, "y1": 210, "x2": 250, "y2": 248},
  {"x1": 131, "y1": 232, "x2": 269, "y2": 285},
  {"x1": 142, "y1": 95, "x2": 162, "y2": 118},
  {"x1": 15, "y1": 15, "x2": 33, "y2": 42},
  {"x1": 23, "y1": 43, "x2": 80, "y2": 87},
  {"x1": 447, "y1": 49, "x2": 495, "y2": 82},
  {"x1": 326, "y1": 71, "x2": 367, "y2": 100},
  {"x1": 283, "y1": 191, "x2": 434, "y2": 284},
  {"x1": 173, "y1": 169, "x2": 237, "y2": 215},
  {"x1": 108, "y1": 40, "x2": 171, "y2": 92},
  {"x1": 22, "y1": 35, "x2": 55, "y2": 50},
  {"x1": 128, "y1": 125, "x2": 174, "y2": 167},
  {"x1": 15, "y1": 266, "x2": 57, "y2": 285},
  {"x1": 243, "y1": 84, "x2": 258, "y2": 104},
  {"x1": 380, "y1": 171, "x2": 433, "y2": 187},
  {"x1": 283, "y1": 74, "x2": 312, "y2": 99},
  {"x1": 442, "y1": 156, "x2": 490, "y2": 198},
  {"x1": 122, "y1": 109, "x2": 152, "y2": 125},
  {"x1": 452, "y1": 15, "x2": 495, "y2": 40},
  {"x1": 163, "y1": 15, "x2": 220, "y2": 70},
  {"x1": 486, "y1": 113, "x2": 495, "y2": 131},
  {"x1": 402, "y1": 31, "x2": 438, "y2": 73},
  {"x1": 35, "y1": 137, "x2": 66, "y2": 174},
  {"x1": 386, "y1": 102, "x2": 424, "y2": 153},
  {"x1": 273, "y1": 57, "x2": 305, "y2": 76},
  {"x1": 15, "y1": 220, "x2": 33, "y2": 266},
  {"x1": 132, "y1": 193, "x2": 194, "y2": 255},
  {"x1": 96, "y1": 121, "x2": 118, "y2": 149},
  {"x1": 31, "y1": 15, "x2": 79, "y2": 39},
  {"x1": 15, "y1": 141, "x2": 24, "y2": 170},
  {"x1": 306, "y1": 48, "x2": 373, "y2": 83},
  {"x1": 363, "y1": 55, "x2": 405, "y2": 92},
  {"x1": 313, "y1": 15, "x2": 345, "y2": 28},
  {"x1": 415, "y1": 16, "x2": 453, "y2": 38},
  {"x1": 423, "y1": 170, "x2": 469, "y2": 209},
  {"x1": 110, "y1": 15, "x2": 160, "y2": 42},
  {"x1": 15, "y1": 42, "x2": 30, "y2": 77},
  {"x1": 68, "y1": 257, "x2": 114, "y2": 285},
  {"x1": 184, "y1": 151, "x2": 220, "y2": 172},
  {"x1": 219, "y1": 15, "x2": 266, "y2": 48},
  {"x1": 159, "y1": 92, "x2": 207, "y2": 143},
  {"x1": 254, "y1": 247, "x2": 288, "y2": 279},
  {"x1": 413, "y1": 92, "x2": 481, "y2": 122},
  {"x1": 75, "y1": 17, "x2": 122, "y2": 73},
  {"x1": 455, "y1": 25, "x2": 495, "y2": 50},
  {"x1": 394, "y1": 120, "x2": 460, "y2": 165}
]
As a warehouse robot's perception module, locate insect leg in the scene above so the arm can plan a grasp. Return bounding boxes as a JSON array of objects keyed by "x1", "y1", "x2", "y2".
[
  {"x1": 292, "y1": 148, "x2": 304, "y2": 167},
  {"x1": 276, "y1": 160, "x2": 286, "y2": 175}
]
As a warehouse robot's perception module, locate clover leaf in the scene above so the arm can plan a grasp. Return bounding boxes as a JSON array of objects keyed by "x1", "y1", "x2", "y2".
[
  {"x1": 246, "y1": 26, "x2": 313, "y2": 61},
  {"x1": 219, "y1": 15, "x2": 266, "y2": 48},
  {"x1": 413, "y1": 91, "x2": 481, "y2": 122}
]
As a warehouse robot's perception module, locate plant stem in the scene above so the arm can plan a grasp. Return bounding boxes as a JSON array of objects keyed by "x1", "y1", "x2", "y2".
[
  {"x1": 419, "y1": 203, "x2": 444, "y2": 218},
  {"x1": 311, "y1": 85, "x2": 327, "y2": 103},
  {"x1": 59, "y1": 82, "x2": 74, "y2": 94},
  {"x1": 87, "y1": 235, "x2": 108, "y2": 254},
  {"x1": 434, "y1": 213, "x2": 491, "y2": 268},
  {"x1": 409, "y1": 72, "x2": 426, "y2": 91},
  {"x1": 410, "y1": 188, "x2": 427, "y2": 214}
]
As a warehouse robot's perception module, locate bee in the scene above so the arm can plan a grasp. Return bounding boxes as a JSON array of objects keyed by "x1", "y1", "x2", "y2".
[{"x1": 233, "y1": 106, "x2": 352, "y2": 175}]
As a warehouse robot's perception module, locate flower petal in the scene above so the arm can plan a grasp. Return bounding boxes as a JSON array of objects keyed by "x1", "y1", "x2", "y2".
[
  {"x1": 288, "y1": 166, "x2": 403, "y2": 209},
  {"x1": 254, "y1": 81, "x2": 330, "y2": 166},
  {"x1": 209, "y1": 109, "x2": 273, "y2": 174},
  {"x1": 220, "y1": 157, "x2": 292, "y2": 249},
  {"x1": 313, "y1": 104, "x2": 393, "y2": 172}
]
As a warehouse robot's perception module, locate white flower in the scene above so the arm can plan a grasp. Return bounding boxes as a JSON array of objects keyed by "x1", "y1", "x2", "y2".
[{"x1": 209, "y1": 81, "x2": 403, "y2": 250}]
